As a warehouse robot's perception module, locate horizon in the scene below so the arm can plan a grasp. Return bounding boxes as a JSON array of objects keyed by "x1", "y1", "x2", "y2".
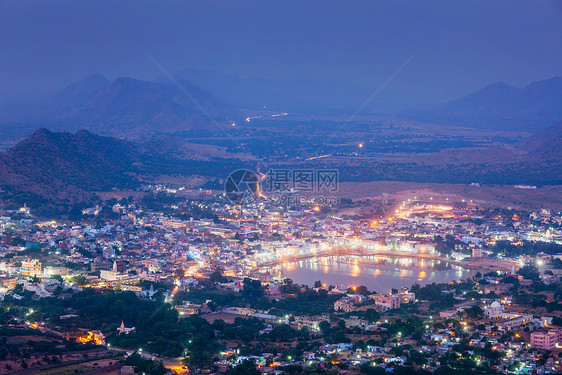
[
  {"x1": 6, "y1": 70, "x2": 562, "y2": 113},
  {"x1": 2, "y1": 0, "x2": 562, "y2": 111}
]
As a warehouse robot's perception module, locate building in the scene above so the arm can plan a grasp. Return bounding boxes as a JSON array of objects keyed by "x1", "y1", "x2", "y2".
[
  {"x1": 496, "y1": 314, "x2": 534, "y2": 331},
  {"x1": 484, "y1": 301, "x2": 534, "y2": 330},
  {"x1": 0, "y1": 277, "x2": 17, "y2": 290},
  {"x1": 293, "y1": 315, "x2": 328, "y2": 331},
  {"x1": 21, "y1": 259, "x2": 42, "y2": 276},
  {"x1": 175, "y1": 304, "x2": 202, "y2": 316},
  {"x1": 117, "y1": 320, "x2": 135, "y2": 335},
  {"x1": 472, "y1": 247, "x2": 483, "y2": 258},
  {"x1": 397, "y1": 290, "x2": 415, "y2": 304},
  {"x1": 113, "y1": 260, "x2": 126, "y2": 272},
  {"x1": 480, "y1": 283, "x2": 511, "y2": 294},
  {"x1": 484, "y1": 301, "x2": 504, "y2": 319},
  {"x1": 100, "y1": 270, "x2": 120, "y2": 281},
  {"x1": 530, "y1": 329, "x2": 562, "y2": 350},
  {"x1": 44, "y1": 266, "x2": 70, "y2": 276},
  {"x1": 223, "y1": 307, "x2": 255, "y2": 316},
  {"x1": 334, "y1": 297, "x2": 355, "y2": 312},
  {"x1": 374, "y1": 295, "x2": 400, "y2": 311}
]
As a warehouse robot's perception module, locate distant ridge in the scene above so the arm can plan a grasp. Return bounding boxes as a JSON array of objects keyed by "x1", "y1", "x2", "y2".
[
  {"x1": 47, "y1": 73, "x2": 110, "y2": 109},
  {"x1": 0, "y1": 75, "x2": 238, "y2": 139},
  {"x1": 402, "y1": 76, "x2": 562, "y2": 131},
  {"x1": 518, "y1": 121, "x2": 562, "y2": 160}
]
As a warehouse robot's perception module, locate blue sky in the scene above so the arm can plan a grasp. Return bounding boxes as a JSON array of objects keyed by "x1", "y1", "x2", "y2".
[{"x1": 1, "y1": 0, "x2": 561, "y2": 105}]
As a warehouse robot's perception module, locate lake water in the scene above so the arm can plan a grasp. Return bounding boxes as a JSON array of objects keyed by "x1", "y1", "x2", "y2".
[{"x1": 275, "y1": 256, "x2": 475, "y2": 293}]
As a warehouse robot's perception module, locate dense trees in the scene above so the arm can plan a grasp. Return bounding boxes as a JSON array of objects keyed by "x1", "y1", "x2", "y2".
[
  {"x1": 226, "y1": 359, "x2": 260, "y2": 375},
  {"x1": 124, "y1": 352, "x2": 167, "y2": 375}
]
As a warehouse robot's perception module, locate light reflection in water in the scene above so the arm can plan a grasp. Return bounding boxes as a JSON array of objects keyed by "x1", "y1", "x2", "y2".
[
  {"x1": 277, "y1": 256, "x2": 473, "y2": 292},
  {"x1": 351, "y1": 263, "x2": 361, "y2": 277}
]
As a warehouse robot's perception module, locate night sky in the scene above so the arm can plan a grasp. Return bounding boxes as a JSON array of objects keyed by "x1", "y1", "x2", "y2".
[{"x1": 1, "y1": 0, "x2": 561, "y2": 106}]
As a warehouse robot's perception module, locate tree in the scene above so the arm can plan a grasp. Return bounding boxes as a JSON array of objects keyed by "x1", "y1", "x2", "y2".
[
  {"x1": 360, "y1": 363, "x2": 385, "y2": 375},
  {"x1": 227, "y1": 360, "x2": 260, "y2": 375},
  {"x1": 125, "y1": 352, "x2": 166, "y2": 375},
  {"x1": 242, "y1": 278, "x2": 264, "y2": 299},
  {"x1": 280, "y1": 278, "x2": 299, "y2": 294},
  {"x1": 319, "y1": 321, "x2": 331, "y2": 334},
  {"x1": 209, "y1": 269, "x2": 227, "y2": 284},
  {"x1": 365, "y1": 309, "x2": 381, "y2": 323},
  {"x1": 70, "y1": 275, "x2": 87, "y2": 286},
  {"x1": 464, "y1": 305, "x2": 483, "y2": 319},
  {"x1": 357, "y1": 285, "x2": 370, "y2": 295},
  {"x1": 518, "y1": 265, "x2": 540, "y2": 280}
]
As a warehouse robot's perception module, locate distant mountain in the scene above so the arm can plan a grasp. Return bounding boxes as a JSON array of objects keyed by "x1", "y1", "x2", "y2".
[
  {"x1": 47, "y1": 73, "x2": 111, "y2": 110},
  {"x1": 157, "y1": 67, "x2": 433, "y2": 114},
  {"x1": 0, "y1": 75, "x2": 238, "y2": 139},
  {"x1": 402, "y1": 76, "x2": 562, "y2": 131},
  {"x1": 518, "y1": 121, "x2": 562, "y2": 160}
]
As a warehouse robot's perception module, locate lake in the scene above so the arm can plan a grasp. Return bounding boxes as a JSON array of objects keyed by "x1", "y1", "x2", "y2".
[{"x1": 274, "y1": 256, "x2": 474, "y2": 293}]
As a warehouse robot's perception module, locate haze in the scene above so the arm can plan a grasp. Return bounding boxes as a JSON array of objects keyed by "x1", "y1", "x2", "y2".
[{"x1": 1, "y1": 0, "x2": 562, "y2": 110}]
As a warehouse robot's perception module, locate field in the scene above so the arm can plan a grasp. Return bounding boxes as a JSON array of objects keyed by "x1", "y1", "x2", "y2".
[{"x1": 334, "y1": 181, "x2": 562, "y2": 213}]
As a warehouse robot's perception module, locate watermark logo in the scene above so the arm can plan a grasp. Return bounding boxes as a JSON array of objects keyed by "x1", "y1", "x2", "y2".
[
  {"x1": 224, "y1": 169, "x2": 261, "y2": 205},
  {"x1": 225, "y1": 168, "x2": 338, "y2": 206},
  {"x1": 264, "y1": 168, "x2": 338, "y2": 193}
]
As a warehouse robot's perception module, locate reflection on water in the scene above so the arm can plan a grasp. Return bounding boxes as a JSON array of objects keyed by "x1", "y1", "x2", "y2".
[{"x1": 275, "y1": 256, "x2": 474, "y2": 293}]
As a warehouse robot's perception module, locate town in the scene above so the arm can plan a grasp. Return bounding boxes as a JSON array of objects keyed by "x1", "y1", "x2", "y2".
[{"x1": 0, "y1": 188, "x2": 561, "y2": 375}]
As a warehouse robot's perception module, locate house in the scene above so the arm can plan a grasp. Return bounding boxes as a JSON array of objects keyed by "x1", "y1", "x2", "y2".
[
  {"x1": 373, "y1": 295, "x2": 400, "y2": 311},
  {"x1": 175, "y1": 304, "x2": 202, "y2": 316},
  {"x1": 334, "y1": 297, "x2": 355, "y2": 312},
  {"x1": 530, "y1": 329, "x2": 562, "y2": 350}
]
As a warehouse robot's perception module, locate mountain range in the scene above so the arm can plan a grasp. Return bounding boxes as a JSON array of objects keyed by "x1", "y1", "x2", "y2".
[
  {"x1": 402, "y1": 77, "x2": 562, "y2": 131},
  {"x1": 156, "y1": 67, "x2": 431, "y2": 113},
  {"x1": 1, "y1": 120, "x2": 561, "y2": 215},
  {"x1": 0, "y1": 75, "x2": 238, "y2": 139},
  {"x1": 1, "y1": 73, "x2": 561, "y2": 140}
]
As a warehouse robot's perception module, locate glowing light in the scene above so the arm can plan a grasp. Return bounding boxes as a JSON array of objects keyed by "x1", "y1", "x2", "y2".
[{"x1": 358, "y1": 143, "x2": 364, "y2": 148}]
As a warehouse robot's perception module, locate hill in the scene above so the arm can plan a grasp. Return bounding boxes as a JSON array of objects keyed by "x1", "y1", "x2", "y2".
[
  {"x1": 518, "y1": 121, "x2": 562, "y2": 160},
  {"x1": 0, "y1": 128, "x2": 250, "y2": 214},
  {"x1": 0, "y1": 128, "x2": 140, "y2": 207},
  {"x1": 402, "y1": 76, "x2": 562, "y2": 131},
  {"x1": 0, "y1": 75, "x2": 238, "y2": 139}
]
